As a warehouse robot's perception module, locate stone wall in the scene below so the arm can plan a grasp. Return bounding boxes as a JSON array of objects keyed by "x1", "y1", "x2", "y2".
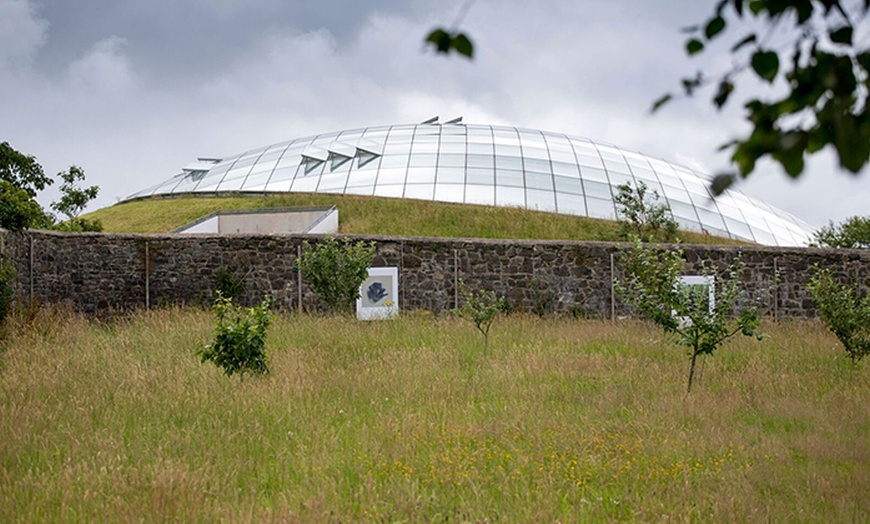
[{"x1": 2, "y1": 230, "x2": 867, "y2": 317}]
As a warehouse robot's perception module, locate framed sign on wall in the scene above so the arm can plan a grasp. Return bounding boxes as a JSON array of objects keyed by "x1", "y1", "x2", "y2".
[{"x1": 357, "y1": 267, "x2": 399, "y2": 320}]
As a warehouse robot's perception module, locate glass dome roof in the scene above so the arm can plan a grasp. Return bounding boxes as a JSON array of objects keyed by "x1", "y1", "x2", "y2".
[{"x1": 126, "y1": 119, "x2": 816, "y2": 246}]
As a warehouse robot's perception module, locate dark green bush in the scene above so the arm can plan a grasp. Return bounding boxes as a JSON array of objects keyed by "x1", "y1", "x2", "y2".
[{"x1": 199, "y1": 292, "x2": 273, "y2": 377}]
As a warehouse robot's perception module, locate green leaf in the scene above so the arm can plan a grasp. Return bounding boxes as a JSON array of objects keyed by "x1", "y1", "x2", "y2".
[
  {"x1": 713, "y1": 80, "x2": 734, "y2": 109},
  {"x1": 452, "y1": 33, "x2": 474, "y2": 58},
  {"x1": 425, "y1": 28, "x2": 452, "y2": 53},
  {"x1": 751, "y1": 50, "x2": 779, "y2": 82},
  {"x1": 710, "y1": 173, "x2": 735, "y2": 195},
  {"x1": 705, "y1": 16, "x2": 726, "y2": 39},
  {"x1": 686, "y1": 39, "x2": 705, "y2": 55},
  {"x1": 651, "y1": 93, "x2": 673, "y2": 113},
  {"x1": 829, "y1": 26, "x2": 853, "y2": 45},
  {"x1": 730, "y1": 33, "x2": 756, "y2": 52}
]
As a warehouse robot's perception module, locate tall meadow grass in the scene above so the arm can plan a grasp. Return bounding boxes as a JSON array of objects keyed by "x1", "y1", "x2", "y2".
[{"x1": 1, "y1": 308, "x2": 866, "y2": 522}]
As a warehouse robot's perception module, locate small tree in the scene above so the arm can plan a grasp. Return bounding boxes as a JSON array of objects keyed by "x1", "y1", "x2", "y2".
[
  {"x1": 616, "y1": 239, "x2": 762, "y2": 393},
  {"x1": 453, "y1": 281, "x2": 507, "y2": 356},
  {"x1": 807, "y1": 267, "x2": 870, "y2": 369},
  {"x1": 614, "y1": 181, "x2": 679, "y2": 243},
  {"x1": 198, "y1": 292, "x2": 273, "y2": 377},
  {"x1": 50, "y1": 165, "x2": 102, "y2": 232},
  {"x1": 811, "y1": 216, "x2": 870, "y2": 249},
  {"x1": 298, "y1": 236, "x2": 376, "y2": 315}
]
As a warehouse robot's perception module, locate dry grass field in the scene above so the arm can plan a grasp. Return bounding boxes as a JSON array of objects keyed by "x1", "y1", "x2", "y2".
[{"x1": 1, "y1": 308, "x2": 866, "y2": 522}]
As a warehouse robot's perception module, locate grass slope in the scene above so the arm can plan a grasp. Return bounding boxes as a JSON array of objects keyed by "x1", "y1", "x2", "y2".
[
  {"x1": 1, "y1": 309, "x2": 866, "y2": 521},
  {"x1": 85, "y1": 194, "x2": 744, "y2": 244}
]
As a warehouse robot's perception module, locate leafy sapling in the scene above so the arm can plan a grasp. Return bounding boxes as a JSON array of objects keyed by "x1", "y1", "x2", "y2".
[
  {"x1": 807, "y1": 267, "x2": 870, "y2": 369},
  {"x1": 614, "y1": 181, "x2": 680, "y2": 243},
  {"x1": 454, "y1": 281, "x2": 507, "y2": 356},
  {"x1": 199, "y1": 291, "x2": 273, "y2": 378},
  {"x1": 298, "y1": 236, "x2": 376, "y2": 315},
  {"x1": 616, "y1": 238, "x2": 763, "y2": 393}
]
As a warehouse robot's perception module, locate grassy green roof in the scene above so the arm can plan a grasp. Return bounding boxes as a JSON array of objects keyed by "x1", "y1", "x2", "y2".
[{"x1": 84, "y1": 193, "x2": 746, "y2": 245}]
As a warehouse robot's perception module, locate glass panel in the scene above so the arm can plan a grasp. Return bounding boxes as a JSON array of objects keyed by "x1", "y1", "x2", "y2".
[
  {"x1": 585, "y1": 197, "x2": 616, "y2": 220},
  {"x1": 723, "y1": 217, "x2": 753, "y2": 239},
  {"x1": 552, "y1": 161, "x2": 580, "y2": 177},
  {"x1": 467, "y1": 142, "x2": 493, "y2": 154},
  {"x1": 696, "y1": 207, "x2": 726, "y2": 230},
  {"x1": 302, "y1": 158, "x2": 324, "y2": 176},
  {"x1": 317, "y1": 173, "x2": 348, "y2": 191},
  {"x1": 406, "y1": 167, "x2": 436, "y2": 184},
  {"x1": 605, "y1": 171, "x2": 632, "y2": 188},
  {"x1": 465, "y1": 184, "x2": 495, "y2": 205},
  {"x1": 523, "y1": 147, "x2": 549, "y2": 160},
  {"x1": 436, "y1": 166, "x2": 465, "y2": 184},
  {"x1": 467, "y1": 154, "x2": 494, "y2": 168},
  {"x1": 409, "y1": 154, "x2": 437, "y2": 167},
  {"x1": 434, "y1": 183, "x2": 465, "y2": 203},
  {"x1": 583, "y1": 180, "x2": 612, "y2": 200},
  {"x1": 580, "y1": 166, "x2": 608, "y2": 183},
  {"x1": 496, "y1": 186, "x2": 525, "y2": 207},
  {"x1": 495, "y1": 155, "x2": 523, "y2": 170},
  {"x1": 404, "y1": 184, "x2": 434, "y2": 200},
  {"x1": 241, "y1": 170, "x2": 273, "y2": 190},
  {"x1": 290, "y1": 174, "x2": 320, "y2": 192},
  {"x1": 519, "y1": 133, "x2": 546, "y2": 150},
  {"x1": 496, "y1": 169, "x2": 524, "y2": 188},
  {"x1": 466, "y1": 168, "x2": 494, "y2": 185},
  {"x1": 356, "y1": 151, "x2": 380, "y2": 169},
  {"x1": 345, "y1": 169, "x2": 378, "y2": 189},
  {"x1": 438, "y1": 142, "x2": 466, "y2": 154},
  {"x1": 526, "y1": 189, "x2": 556, "y2": 212},
  {"x1": 373, "y1": 184, "x2": 405, "y2": 197},
  {"x1": 525, "y1": 171, "x2": 554, "y2": 191},
  {"x1": 267, "y1": 165, "x2": 297, "y2": 185},
  {"x1": 549, "y1": 149, "x2": 576, "y2": 164},
  {"x1": 438, "y1": 153, "x2": 465, "y2": 167},
  {"x1": 524, "y1": 158, "x2": 551, "y2": 173},
  {"x1": 410, "y1": 141, "x2": 439, "y2": 154},
  {"x1": 383, "y1": 143, "x2": 411, "y2": 154},
  {"x1": 379, "y1": 155, "x2": 409, "y2": 168},
  {"x1": 344, "y1": 184, "x2": 375, "y2": 197},
  {"x1": 556, "y1": 192, "x2": 586, "y2": 215},
  {"x1": 575, "y1": 153, "x2": 604, "y2": 169},
  {"x1": 495, "y1": 144, "x2": 521, "y2": 156},
  {"x1": 375, "y1": 167, "x2": 406, "y2": 185},
  {"x1": 751, "y1": 227, "x2": 776, "y2": 245},
  {"x1": 669, "y1": 200, "x2": 698, "y2": 221},
  {"x1": 554, "y1": 175, "x2": 582, "y2": 195},
  {"x1": 603, "y1": 158, "x2": 631, "y2": 175}
]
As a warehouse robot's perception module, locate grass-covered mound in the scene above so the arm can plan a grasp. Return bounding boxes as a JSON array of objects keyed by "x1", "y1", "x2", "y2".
[
  {"x1": 85, "y1": 194, "x2": 744, "y2": 244},
  {"x1": 1, "y1": 309, "x2": 865, "y2": 521}
]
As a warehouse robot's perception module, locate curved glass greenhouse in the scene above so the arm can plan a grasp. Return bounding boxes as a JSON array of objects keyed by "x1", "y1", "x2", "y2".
[{"x1": 125, "y1": 119, "x2": 815, "y2": 246}]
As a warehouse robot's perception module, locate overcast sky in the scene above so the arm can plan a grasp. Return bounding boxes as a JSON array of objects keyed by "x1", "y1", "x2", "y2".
[{"x1": 1, "y1": 0, "x2": 868, "y2": 227}]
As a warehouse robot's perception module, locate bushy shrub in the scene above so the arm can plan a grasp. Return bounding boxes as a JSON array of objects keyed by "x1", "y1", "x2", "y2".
[
  {"x1": 807, "y1": 267, "x2": 870, "y2": 369},
  {"x1": 298, "y1": 236, "x2": 376, "y2": 314},
  {"x1": 614, "y1": 181, "x2": 680, "y2": 243},
  {"x1": 453, "y1": 281, "x2": 507, "y2": 356},
  {"x1": 198, "y1": 292, "x2": 273, "y2": 377}
]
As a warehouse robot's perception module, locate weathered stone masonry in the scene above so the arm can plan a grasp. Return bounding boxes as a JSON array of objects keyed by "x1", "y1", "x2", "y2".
[{"x1": 1, "y1": 230, "x2": 867, "y2": 317}]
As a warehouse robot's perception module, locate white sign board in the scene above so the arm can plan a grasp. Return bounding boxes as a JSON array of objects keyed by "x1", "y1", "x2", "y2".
[
  {"x1": 675, "y1": 275, "x2": 715, "y2": 327},
  {"x1": 356, "y1": 267, "x2": 399, "y2": 320}
]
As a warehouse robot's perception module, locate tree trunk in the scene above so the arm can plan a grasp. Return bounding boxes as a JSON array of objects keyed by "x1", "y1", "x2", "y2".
[{"x1": 687, "y1": 349, "x2": 699, "y2": 394}]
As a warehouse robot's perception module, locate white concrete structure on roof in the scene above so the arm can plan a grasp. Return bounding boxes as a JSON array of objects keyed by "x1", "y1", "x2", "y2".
[{"x1": 125, "y1": 118, "x2": 816, "y2": 246}]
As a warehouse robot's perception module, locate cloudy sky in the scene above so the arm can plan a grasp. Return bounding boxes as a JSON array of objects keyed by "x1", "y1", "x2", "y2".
[{"x1": 1, "y1": 0, "x2": 868, "y2": 227}]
